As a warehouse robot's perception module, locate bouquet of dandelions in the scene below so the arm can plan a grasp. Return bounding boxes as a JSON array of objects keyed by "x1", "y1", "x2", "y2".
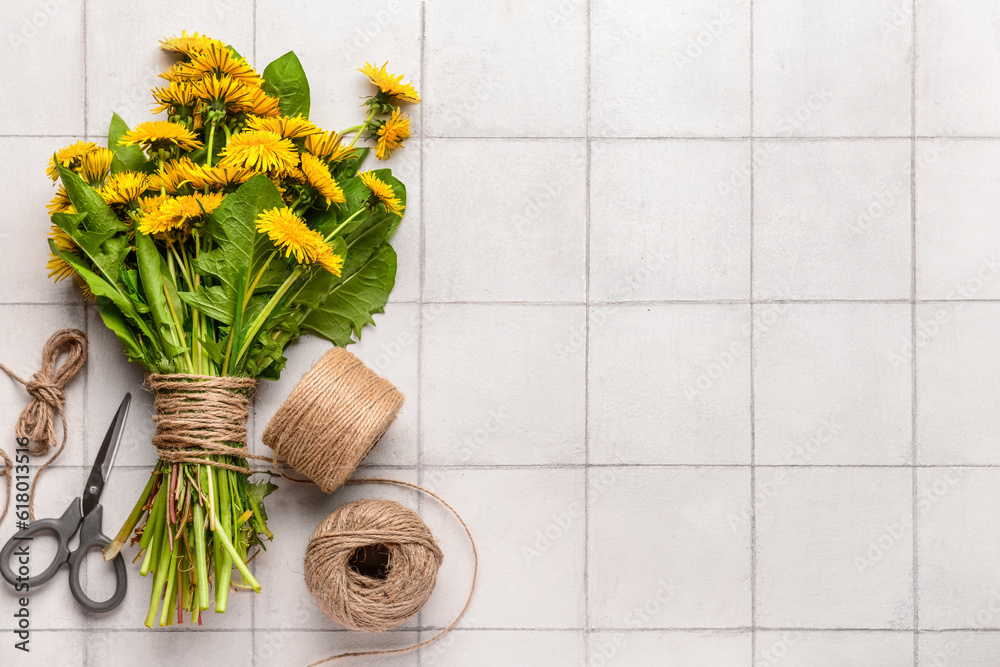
[{"x1": 44, "y1": 32, "x2": 418, "y2": 627}]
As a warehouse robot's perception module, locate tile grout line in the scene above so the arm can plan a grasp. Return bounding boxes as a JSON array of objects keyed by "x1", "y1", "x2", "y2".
[
  {"x1": 584, "y1": 0, "x2": 593, "y2": 661},
  {"x1": 416, "y1": 2, "x2": 427, "y2": 658},
  {"x1": 748, "y1": 0, "x2": 757, "y2": 661},
  {"x1": 911, "y1": 1, "x2": 919, "y2": 664}
]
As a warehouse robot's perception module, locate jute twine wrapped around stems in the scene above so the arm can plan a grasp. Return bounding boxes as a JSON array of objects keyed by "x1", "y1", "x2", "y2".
[
  {"x1": 262, "y1": 347, "x2": 404, "y2": 492},
  {"x1": 147, "y1": 373, "x2": 269, "y2": 473},
  {"x1": 0, "y1": 328, "x2": 87, "y2": 521}
]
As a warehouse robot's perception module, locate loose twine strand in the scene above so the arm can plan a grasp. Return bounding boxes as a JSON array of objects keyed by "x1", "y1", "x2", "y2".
[
  {"x1": 0, "y1": 328, "x2": 87, "y2": 522},
  {"x1": 307, "y1": 478, "x2": 478, "y2": 666},
  {"x1": 148, "y1": 374, "x2": 273, "y2": 473}
]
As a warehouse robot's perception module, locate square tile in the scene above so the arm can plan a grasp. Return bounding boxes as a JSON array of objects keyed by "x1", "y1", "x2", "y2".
[
  {"x1": 254, "y1": 468, "x2": 419, "y2": 630},
  {"x1": 916, "y1": 140, "x2": 1000, "y2": 300},
  {"x1": 422, "y1": 630, "x2": 583, "y2": 667},
  {"x1": 588, "y1": 304, "x2": 751, "y2": 465},
  {"x1": 589, "y1": 467, "x2": 751, "y2": 628},
  {"x1": 0, "y1": 468, "x2": 84, "y2": 630},
  {"x1": 917, "y1": 1, "x2": 1000, "y2": 135},
  {"x1": 423, "y1": 139, "x2": 586, "y2": 303},
  {"x1": 257, "y1": 0, "x2": 422, "y2": 132},
  {"x1": 755, "y1": 303, "x2": 912, "y2": 465},
  {"x1": 755, "y1": 631, "x2": 912, "y2": 667},
  {"x1": 0, "y1": 138, "x2": 85, "y2": 304},
  {"x1": 0, "y1": 2, "x2": 84, "y2": 135},
  {"x1": 916, "y1": 302, "x2": 1000, "y2": 464},
  {"x1": 589, "y1": 631, "x2": 749, "y2": 667},
  {"x1": 420, "y1": 468, "x2": 585, "y2": 629},
  {"x1": 0, "y1": 305, "x2": 86, "y2": 467},
  {"x1": 755, "y1": 468, "x2": 913, "y2": 629},
  {"x1": 754, "y1": 0, "x2": 912, "y2": 137},
  {"x1": 591, "y1": 0, "x2": 750, "y2": 137},
  {"x1": 590, "y1": 140, "x2": 750, "y2": 302},
  {"x1": 85, "y1": 1, "x2": 254, "y2": 137},
  {"x1": 425, "y1": 0, "x2": 586, "y2": 137},
  {"x1": 920, "y1": 632, "x2": 1000, "y2": 666},
  {"x1": 753, "y1": 140, "x2": 912, "y2": 300},
  {"x1": 918, "y1": 468, "x2": 1000, "y2": 629},
  {"x1": 421, "y1": 305, "x2": 586, "y2": 465},
  {"x1": 254, "y1": 306, "x2": 419, "y2": 468}
]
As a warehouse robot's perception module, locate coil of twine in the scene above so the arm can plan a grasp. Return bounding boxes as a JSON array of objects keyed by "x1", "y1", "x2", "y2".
[
  {"x1": 147, "y1": 374, "x2": 269, "y2": 473},
  {"x1": 0, "y1": 328, "x2": 87, "y2": 521},
  {"x1": 305, "y1": 479, "x2": 478, "y2": 666},
  {"x1": 305, "y1": 498, "x2": 443, "y2": 632},
  {"x1": 262, "y1": 347, "x2": 404, "y2": 492}
]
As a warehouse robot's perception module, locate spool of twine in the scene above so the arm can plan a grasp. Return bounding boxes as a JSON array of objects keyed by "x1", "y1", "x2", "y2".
[
  {"x1": 305, "y1": 498, "x2": 443, "y2": 632},
  {"x1": 262, "y1": 348, "x2": 404, "y2": 492},
  {"x1": 304, "y1": 479, "x2": 478, "y2": 666}
]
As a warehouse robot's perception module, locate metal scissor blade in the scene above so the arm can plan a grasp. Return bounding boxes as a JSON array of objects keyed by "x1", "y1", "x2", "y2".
[{"x1": 81, "y1": 393, "x2": 131, "y2": 518}]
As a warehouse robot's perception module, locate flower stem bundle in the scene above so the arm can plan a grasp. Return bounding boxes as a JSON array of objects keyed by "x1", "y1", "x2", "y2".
[{"x1": 43, "y1": 31, "x2": 418, "y2": 626}]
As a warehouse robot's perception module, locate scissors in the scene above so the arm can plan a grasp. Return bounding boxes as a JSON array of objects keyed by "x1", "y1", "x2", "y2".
[{"x1": 0, "y1": 393, "x2": 131, "y2": 612}]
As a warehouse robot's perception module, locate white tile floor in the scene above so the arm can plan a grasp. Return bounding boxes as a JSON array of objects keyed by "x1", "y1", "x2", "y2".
[{"x1": 1, "y1": 1, "x2": 1000, "y2": 665}]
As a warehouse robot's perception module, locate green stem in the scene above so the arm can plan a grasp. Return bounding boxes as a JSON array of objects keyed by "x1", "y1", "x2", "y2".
[
  {"x1": 215, "y1": 466, "x2": 233, "y2": 612},
  {"x1": 347, "y1": 108, "x2": 378, "y2": 148},
  {"x1": 192, "y1": 501, "x2": 210, "y2": 611},
  {"x1": 208, "y1": 502, "x2": 261, "y2": 593},
  {"x1": 104, "y1": 470, "x2": 158, "y2": 561},
  {"x1": 145, "y1": 525, "x2": 172, "y2": 628},
  {"x1": 325, "y1": 207, "x2": 366, "y2": 242},
  {"x1": 205, "y1": 123, "x2": 217, "y2": 169},
  {"x1": 233, "y1": 266, "x2": 304, "y2": 369}
]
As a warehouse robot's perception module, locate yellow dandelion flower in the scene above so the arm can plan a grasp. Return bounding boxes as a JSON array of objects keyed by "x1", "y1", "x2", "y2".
[
  {"x1": 138, "y1": 192, "x2": 223, "y2": 236},
  {"x1": 80, "y1": 148, "x2": 115, "y2": 186},
  {"x1": 185, "y1": 163, "x2": 257, "y2": 190},
  {"x1": 359, "y1": 170, "x2": 404, "y2": 217},
  {"x1": 239, "y1": 87, "x2": 282, "y2": 118},
  {"x1": 159, "y1": 60, "x2": 203, "y2": 83},
  {"x1": 219, "y1": 130, "x2": 298, "y2": 173},
  {"x1": 119, "y1": 120, "x2": 204, "y2": 152},
  {"x1": 312, "y1": 243, "x2": 344, "y2": 277},
  {"x1": 47, "y1": 141, "x2": 99, "y2": 181},
  {"x1": 193, "y1": 74, "x2": 251, "y2": 111},
  {"x1": 102, "y1": 171, "x2": 151, "y2": 206},
  {"x1": 358, "y1": 62, "x2": 421, "y2": 103},
  {"x1": 152, "y1": 81, "x2": 200, "y2": 114},
  {"x1": 256, "y1": 207, "x2": 331, "y2": 265},
  {"x1": 303, "y1": 131, "x2": 357, "y2": 163},
  {"x1": 148, "y1": 157, "x2": 197, "y2": 194},
  {"x1": 188, "y1": 43, "x2": 261, "y2": 86},
  {"x1": 245, "y1": 114, "x2": 321, "y2": 140},
  {"x1": 160, "y1": 31, "x2": 224, "y2": 57},
  {"x1": 374, "y1": 108, "x2": 411, "y2": 160},
  {"x1": 299, "y1": 152, "x2": 346, "y2": 205},
  {"x1": 47, "y1": 225, "x2": 76, "y2": 282},
  {"x1": 47, "y1": 187, "x2": 75, "y2": 215}
]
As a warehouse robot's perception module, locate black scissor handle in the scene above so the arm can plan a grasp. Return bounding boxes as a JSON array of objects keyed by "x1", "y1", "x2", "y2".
[
  {"x1": 0, "y1": 500, "x2": 78, "y2": 589},
  {"x1": 65, "y1": 505, "x2": 127, "y2": 613}
]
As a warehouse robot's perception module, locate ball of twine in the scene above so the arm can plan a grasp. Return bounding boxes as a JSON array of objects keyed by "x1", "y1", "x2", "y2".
[
  {"x1": 304, "y1": 498, "x2": 444, "y2": 632},
  {"x1": 262, "y1": 348, "x2": 404, "y2": 493}
]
